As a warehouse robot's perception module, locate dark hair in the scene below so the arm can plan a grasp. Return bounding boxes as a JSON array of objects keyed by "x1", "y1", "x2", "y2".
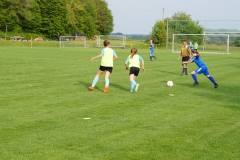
[
  {"x1": 151, "y1": 39, "x2": 155, "y2": 43},
  {"x1": 103, "y1": 40, "x2": 110, "y2": 47},
  {"x1": 130, "y1": 48, "x2": 137, "y2": 58}
]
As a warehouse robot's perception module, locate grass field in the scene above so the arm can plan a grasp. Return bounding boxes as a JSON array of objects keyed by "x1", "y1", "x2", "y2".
[{"x1": 0, "y1": 46, "x2": 240, "y2": 160}]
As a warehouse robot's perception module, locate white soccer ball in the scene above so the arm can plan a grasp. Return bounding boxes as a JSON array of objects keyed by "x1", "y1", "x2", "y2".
[{"x1": 167, "y1": 81, "x2": 173, "y2": 87}]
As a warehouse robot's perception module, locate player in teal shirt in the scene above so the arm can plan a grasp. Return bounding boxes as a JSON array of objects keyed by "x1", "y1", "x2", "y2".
[{"x1": 184, "y1": 51, "x2": 218, "y2": 88}]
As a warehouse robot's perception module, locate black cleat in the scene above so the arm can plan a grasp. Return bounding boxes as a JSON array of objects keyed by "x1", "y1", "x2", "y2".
[
  {"x1": 214, "y1": 83, "x2": 218, "y2": 88},
  {"x1": 193, "y1": 82, "x2": 199, "y2": 86}
]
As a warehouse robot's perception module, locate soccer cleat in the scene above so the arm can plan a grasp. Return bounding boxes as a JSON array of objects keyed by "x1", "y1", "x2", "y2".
[
  {"x1": 214, "y1": 83, "x2": 218, "y2": 88},
  {"x1": 193, "y1": 82, "x2": 199, "y2": 86},
  {"x1": 135, "y1": 84, "x2": 139, "y2": 92},
  {"x1": 130, "y1": 89, "x2": 134, "y2": 93},
  {"x1": 88, "y1": 86, "x2": 94, "y2": 91},
  {"x1": 104, "y1": 87, "x2": 109, "y2": 93}
]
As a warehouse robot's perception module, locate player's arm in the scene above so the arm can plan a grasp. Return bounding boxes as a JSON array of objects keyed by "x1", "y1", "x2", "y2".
[
  {"x1": 141, "y1": 60, "x2": 145, "y2": 72},
  {"x1": 177, "y1": 52, "x2": 182, "y2": 60},
  {"x1": 125, "y1": 57, "x2": 130, "y2": 70},
  {"x1": 91, "y1": 54, "x2": 103, "y2": 61},
  {"x1": 139, "y1": 56, "x2": 145, "y2": 72},
  {"x1": 113, "y1": 51, "x2": 118, "y2": 61},
  {"x1": 183, "y1": 56, "x2": 195, "y2": 64}
]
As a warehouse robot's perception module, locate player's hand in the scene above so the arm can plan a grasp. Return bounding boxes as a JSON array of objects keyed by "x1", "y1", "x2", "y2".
[
  {"x1": 177, "y1": 57, "x2": 180, "y2": 60},
  {"x1": 125, "y1": 67, "x2": 128, "y2": 70},
  {"x1": 142, "y1": 68, "x2": 145, "y2": 72},
  {"x1": 91, "y1": 57, "x2": 95, "y2": 62}
]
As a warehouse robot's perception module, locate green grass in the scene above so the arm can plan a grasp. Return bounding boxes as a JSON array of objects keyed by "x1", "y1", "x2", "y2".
[{"x1": 0, "y1": 46, "x2": 240, "y2": 160}]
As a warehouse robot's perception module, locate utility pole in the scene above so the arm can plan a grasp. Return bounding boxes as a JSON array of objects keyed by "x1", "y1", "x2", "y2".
[
  {"x1": 162, "y1": 8, "x2": 164, "y2": 21},
  {"x1": 5, "y1": 25, "x2": 8, "y2": 40}
]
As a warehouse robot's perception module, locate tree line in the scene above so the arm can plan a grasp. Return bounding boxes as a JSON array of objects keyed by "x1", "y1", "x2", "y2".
[
  {"x1": 151, "y1": 12, "x2": 204, "y2": 45},
  {"x1": 0, "y1": 0, "x2": 114, "y2": 38}
]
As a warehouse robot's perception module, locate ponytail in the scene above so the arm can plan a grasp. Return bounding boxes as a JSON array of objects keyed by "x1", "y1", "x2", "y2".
[{"x1": 130, "y1": 48, "x2": 137, "y2": 58}]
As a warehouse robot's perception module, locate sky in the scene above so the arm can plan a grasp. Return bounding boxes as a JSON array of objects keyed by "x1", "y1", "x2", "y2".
[{"x1": 105, "y1": 0, "x2": 240, "y2": 34}]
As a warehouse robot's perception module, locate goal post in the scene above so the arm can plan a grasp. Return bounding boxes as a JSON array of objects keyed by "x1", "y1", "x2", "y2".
[
  {"x1": 96, "y1": 35, "x2": 126, "y2": 48},
  {"x1": 172, "y1": 34, "x2": 230, "y2": 54},
  {"x1": 59, "y1": 36, "x2": 88, "y2": 48}
]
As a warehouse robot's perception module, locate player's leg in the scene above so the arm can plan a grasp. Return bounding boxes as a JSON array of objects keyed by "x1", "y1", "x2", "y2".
[
  {"x1": 103, "y1": 67, "x2": 113, "y2": 93},
  {"x1": 89, "y1": 69, "x2": 104, "y2": 90},
  {"x1": 191, "y1": 70, "x2": 199, "y2": 86},
  {"x1": 149, "y1": 52, "x2": 153, "y2": 61},
  {"x1": 181, "y1": 61, "x2": 188, "y2": 76},
  {"x1": 130, "y1": 74, "x2": 137, "y2": 92},
  {"x1": 152, "y1": 51, "x2": 156, "y2": 60},
  {"x1": 204, "y1": 69, "x2": 218, "y2": 88},
  {"x1": 133, "y1": 69, "x2": 140, "y2": 92}
]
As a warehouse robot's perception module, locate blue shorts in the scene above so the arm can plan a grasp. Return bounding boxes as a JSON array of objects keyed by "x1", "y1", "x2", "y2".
[
  {"x1": 195, "y1": 66, "x2": 209, "y2": 75},
  {"x1": 150, "y1": 50, "x2": 154, "y2": 54}
]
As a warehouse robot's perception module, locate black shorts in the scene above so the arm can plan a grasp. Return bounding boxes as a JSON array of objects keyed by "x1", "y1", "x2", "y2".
[
  {"x1": 182, "y1": 56, "x2": 190, "y2": 62},
  {"x1": 99, "y1": 65, "x2": 113, "y2": 73},
  {"x1": 129, "y1": 67, "x2": 140, "y2": 76}
]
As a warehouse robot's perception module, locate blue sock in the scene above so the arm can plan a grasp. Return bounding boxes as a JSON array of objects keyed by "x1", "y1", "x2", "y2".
[
  {"x1": 191, "y1": 74, "x2": 198, "y2": 82},
  {"x1": 105, "y1": 78, "x2": 109, "y2": 87},
  {"x1": 92, "y1": 76, "x2": 99, "y2": 87},
  {"x1": 208, "y1": 76, "x2": 216, "y2": 85}
]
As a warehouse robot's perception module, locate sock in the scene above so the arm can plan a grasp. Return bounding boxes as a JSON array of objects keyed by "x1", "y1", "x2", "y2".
[
  {"x1": 130, "y1": 83, "x2": 134, "y2": 90},
  {"x1": 105, "y1": 78, "x2": 109, "y2": 87},
  {"x1": 191, "y1": 74, "x2": 198, "y2": 82},
  {"x1": 130, "y1": 79, "x2": 137, "y2": 89},
  {"x1": 208, "y1": 76, "x2": 216, "y2": 85},
  {"x1": 150, "y1": 56, "x2": 152, "y2": 60},
  {"x1": 91, "y1": 76, "x2": 99, "y2": 87}
]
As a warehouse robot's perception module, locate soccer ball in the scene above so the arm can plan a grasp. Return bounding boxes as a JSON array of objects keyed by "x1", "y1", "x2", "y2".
[{"x1": 167, "y1": 81, "x2": 173, "y2": 87}]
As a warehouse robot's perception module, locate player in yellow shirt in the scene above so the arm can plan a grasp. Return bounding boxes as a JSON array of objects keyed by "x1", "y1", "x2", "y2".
[
  {"x1": 177, "y1": 40, "x2": 191, "y2": 76},
  {"x1": 88, "y1": 40, "x2": 118, "y2": 93},
  {"x1": 125, "y1": 48, "x2": 145, "y2": 92}
]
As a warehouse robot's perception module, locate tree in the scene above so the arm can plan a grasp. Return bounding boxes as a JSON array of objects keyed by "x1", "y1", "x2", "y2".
[
  {"x1": 166, "y1": 12, "x2": 204, "y2": 44},
  {"x1": 37, "y1": 0, "x2": 67, "y2": 37},
  {"x1": 234, "y1": 37, "x2": 240, "y2": 47},
  {"x1": 151, "y1": 20, "x2": 166, "y2": 45},
  {"x1": 94, "y1": 0, "x2": 114, "y2": 35},
  {"x1": 0, "y1": 0, "x2": 114, "y2": 38}
]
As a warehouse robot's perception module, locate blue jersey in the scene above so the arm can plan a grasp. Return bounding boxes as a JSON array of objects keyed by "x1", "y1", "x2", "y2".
[
  {"x1": 191, "y1": 55, "x2": 210, "y2": 75},
  {"x1": 189, "y1": 44, "x2": 194, "y2": 52},
  {"x1": 150, "y1": 43, "x2": 154, "y2": 51},
  {"x1": 190, "y1": 55, "x2": 206, "y2": 68}
]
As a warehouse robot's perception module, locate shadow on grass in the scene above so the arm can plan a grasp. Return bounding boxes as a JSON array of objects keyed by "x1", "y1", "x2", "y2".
[
  {"x1": 76, "y1": 81, "x2": 128, "y2": 92},
  {"x1": 77, "y1": 80, "x2": 102, "y2": 91},
  {"x1": 110, "y1": 83, "x2": 129, "y2": 91},
  {"x1": 155, "y1": 70, "x2": 179, "y2": 75}
]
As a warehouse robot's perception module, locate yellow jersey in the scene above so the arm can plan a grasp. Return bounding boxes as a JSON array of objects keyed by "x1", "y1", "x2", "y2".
[
  {"x1": 181, "y1": 45, "x2": 190, "y2": 57},
  {"x1": 100, "y1": 47, "x2": 116, "y2": 67},
  {"x1": 125, "y1": 55, "x2": 143, "y2": 69}
]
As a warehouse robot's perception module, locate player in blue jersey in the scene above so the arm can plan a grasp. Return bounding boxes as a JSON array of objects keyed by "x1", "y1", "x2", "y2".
[
  {"x1": 125, "y1": 48, "x2": 145, "y2": 92},
  {"x1": 189, "y1": 41, "x2": 194, "y2": 53},
  {"x1": 149, "y1": 39, "x2": 156, "y2": 61},
  {"x1": 184, "y1": 51, "x2": 218, "y2": 88}
]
